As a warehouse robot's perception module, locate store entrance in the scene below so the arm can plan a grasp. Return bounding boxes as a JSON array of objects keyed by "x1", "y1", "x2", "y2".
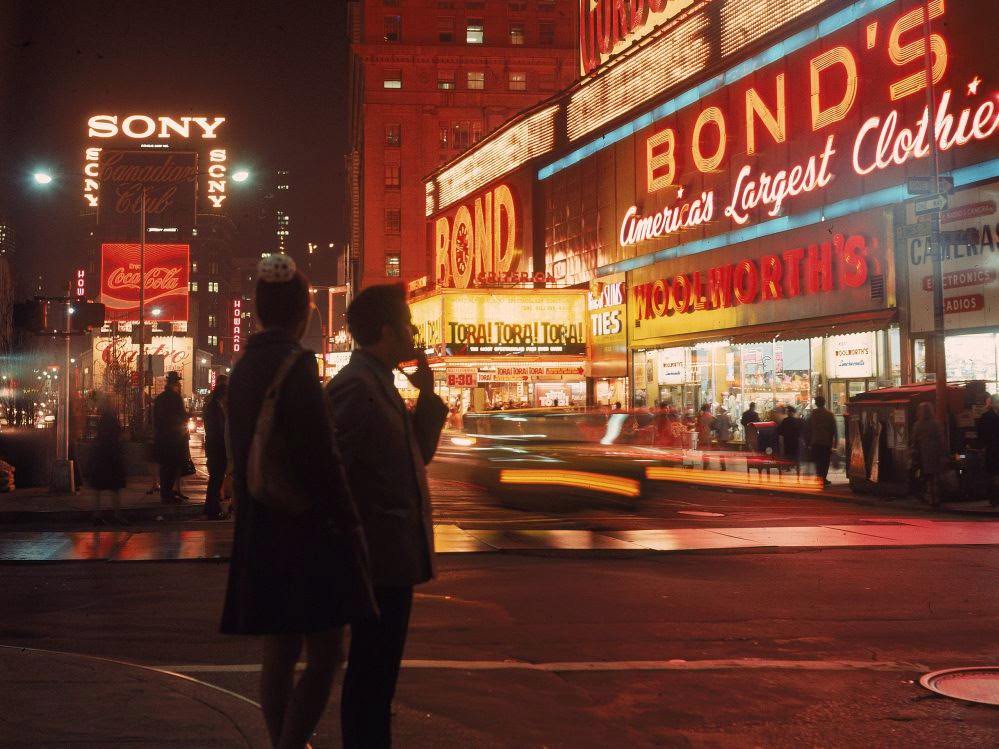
[
  {"x1": 829, "y1": 378, "x2": 878, "y2": 447},
  {"x1": 658, "y1": 383, "x2": 699, "y2": 414}
]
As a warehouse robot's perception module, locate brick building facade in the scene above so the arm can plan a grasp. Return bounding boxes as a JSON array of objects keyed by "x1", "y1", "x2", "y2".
[{"x1": 346, "y1": 0, "x2": 578, "y2": 290}]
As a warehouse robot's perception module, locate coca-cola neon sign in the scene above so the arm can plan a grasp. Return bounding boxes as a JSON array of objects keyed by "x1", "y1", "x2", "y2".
[{"x1": 100, "y1": 243, "x2": 190, "y2": 322}]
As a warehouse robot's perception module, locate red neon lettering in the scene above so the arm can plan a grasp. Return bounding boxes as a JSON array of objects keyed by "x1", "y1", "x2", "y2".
[
  {"x1": 733, "y1": 259, "x2": 759, "y2": 304},
  {"x1": 759, "y1": 254, "x2": 783, "y2": 300}
]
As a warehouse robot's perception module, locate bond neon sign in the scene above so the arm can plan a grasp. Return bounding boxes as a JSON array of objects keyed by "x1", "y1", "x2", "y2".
[
  {"x1": 618, "y1": 0, "x2": 998, "y2": 248},
  {"x1": 579, "y1": 0, "x2": 694, "y2": 75}
]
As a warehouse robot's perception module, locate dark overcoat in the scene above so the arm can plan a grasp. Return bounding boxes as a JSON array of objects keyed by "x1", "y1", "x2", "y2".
[
  {"x1": 152, "y1": 388, "x2": 187, "y2": 465},
  {"x1": 326, "y1": 350, "x2": 448, "y2": 588},
  {"x1": 220, "y1": 328, "x2": 375, "y2": 635},
  {"x1": 89, "y1": 408, "x2": 126, "y2": 491}
]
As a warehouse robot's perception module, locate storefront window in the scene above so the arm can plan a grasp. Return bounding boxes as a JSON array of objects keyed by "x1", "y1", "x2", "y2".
[{"x1": 946, "y1": 333, "x2": 999, "y2": 394}]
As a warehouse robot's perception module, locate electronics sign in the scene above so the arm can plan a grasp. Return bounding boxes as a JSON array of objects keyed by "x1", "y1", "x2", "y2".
[{"x1": 100, "y1": 243, "x2": 190, "y2": 322}]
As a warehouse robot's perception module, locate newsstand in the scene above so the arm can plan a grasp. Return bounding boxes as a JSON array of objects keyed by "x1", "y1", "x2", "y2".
[{"x1": 845, "y1": 380, "x2": 988, "y2": 497}]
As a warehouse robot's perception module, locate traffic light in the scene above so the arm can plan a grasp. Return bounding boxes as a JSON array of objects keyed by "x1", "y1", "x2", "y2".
[{"x1": 69, "y1": 301, "x2": 106, "y2": 331}]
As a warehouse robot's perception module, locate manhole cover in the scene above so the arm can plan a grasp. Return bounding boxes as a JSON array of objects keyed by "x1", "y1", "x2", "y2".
[
  {"x1": 677, "y1": 510, "x2": 725, "y2": 518},
  {"x1": 920, "y1": 667, "x2": 999, "y2": 706}
]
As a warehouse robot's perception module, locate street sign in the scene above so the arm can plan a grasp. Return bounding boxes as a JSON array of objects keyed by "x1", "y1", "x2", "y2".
[
  {"x1": 907, "y1": 176, "x2": 954, "y2": 195},
  {"x1": 914, "y1": 194, "x2": 948, "y2": 215}
]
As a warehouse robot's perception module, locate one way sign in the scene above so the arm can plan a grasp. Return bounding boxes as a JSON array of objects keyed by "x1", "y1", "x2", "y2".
[{"x1": 914, "y1": 194, "x2": 948, "y2": 215}]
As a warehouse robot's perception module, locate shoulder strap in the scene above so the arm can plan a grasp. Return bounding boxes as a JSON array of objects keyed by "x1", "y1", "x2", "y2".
[{"x1": 267, "y1": 347, "x2": 305, "y2": 400}]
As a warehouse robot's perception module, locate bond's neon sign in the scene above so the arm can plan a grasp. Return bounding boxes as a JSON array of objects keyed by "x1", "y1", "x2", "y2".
[
  {"x1": 579, "y1": 0, "x2": 694, "y2": 75},
  {"x1": 622, "y1": 0, "x2": 998, "y2": 247}
]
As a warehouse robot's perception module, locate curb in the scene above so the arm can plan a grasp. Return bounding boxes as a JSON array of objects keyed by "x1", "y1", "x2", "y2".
[{"x1": 0, "y1": 503, "x2": 207, "y2": 525}]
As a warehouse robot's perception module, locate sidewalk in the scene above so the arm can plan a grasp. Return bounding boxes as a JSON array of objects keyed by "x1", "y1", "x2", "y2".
[
  {"x1": 0, "y1": 645, "x2": 268, "y2": 747},
  {"x1": 1, "y1": 518, "x2": 997, "y2": 562}
]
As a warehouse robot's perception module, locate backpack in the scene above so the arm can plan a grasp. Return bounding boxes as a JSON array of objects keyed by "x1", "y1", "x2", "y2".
[{"x1": 246, "y1": 347, "x2": 313, "y2": 515}]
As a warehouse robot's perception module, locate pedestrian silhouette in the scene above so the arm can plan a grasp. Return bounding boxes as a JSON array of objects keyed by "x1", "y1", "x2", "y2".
[
  {"x1": 326, "y1": 283, "x2": 448, "y2": 749},
  {"x1": 89, "y1": 397, "x2": 127, "y2": 525},
  {"x1": 220, "y1": 254, "x2": 375, "y2": 749}
]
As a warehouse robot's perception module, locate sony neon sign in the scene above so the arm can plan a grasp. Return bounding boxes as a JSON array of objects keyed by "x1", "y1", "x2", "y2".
[
  {"x1": 88, "y1": 115, "x2": 226, "y2": 139},
  {"x1": 623, "y1": 0, "x2": 998, "y2": 247},
  {"x1": 632, "y1": 233, "x2": 873, "y2": 321}
]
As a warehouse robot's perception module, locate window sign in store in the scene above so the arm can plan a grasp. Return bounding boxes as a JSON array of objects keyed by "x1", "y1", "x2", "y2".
[
  {"x1": 658, "y1": 347, "x2": 688, "y2": 384},
  {"x1": 825, "y1": 332, "x2": 877, "y2": 379}
]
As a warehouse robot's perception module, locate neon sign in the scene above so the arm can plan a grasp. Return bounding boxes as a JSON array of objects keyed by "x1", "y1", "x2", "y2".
[
  {"x1": 75, "y1": 268, "x2": 86, "y2": 298},
  {"x1": 87, "y1": 115, "x2": 226, "y2": 139},
  {"x1": 578, "y1": 0, "x2": 695, "y2": 75},
  {"x1": 632, "y1": 233, "x2": 873, "y2": 321},
  {"x1": 434, "y1": 183, "x2": 522, "y2": 289},
  {"x1": 232, "y1": 298, "x2": 243, "y2": 353}
]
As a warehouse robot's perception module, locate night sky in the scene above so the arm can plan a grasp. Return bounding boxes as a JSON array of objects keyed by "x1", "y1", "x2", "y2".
[{"x1": 1, "y1": 0, "x2": 348, "y2": 297}]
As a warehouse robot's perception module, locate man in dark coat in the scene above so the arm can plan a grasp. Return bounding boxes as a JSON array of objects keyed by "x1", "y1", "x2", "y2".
[
  {"x1": 804, "y1": 395, "x2": 838, "y2": 486},
  {"x1": 326, "y1": 283, "x2": 448, "y2": 749},
  {"x1": 776, "y1": 405, "x2": 803, "y2": 463},
  {"x1": 202, "y1": 375, "x2": 228, "y2": 519},
  {"x1": 152, "y1": 371, "x2": 188, "y2": 503},
  {"x1": 978, "y1": 394, "x2": 999, "y2": 498}
]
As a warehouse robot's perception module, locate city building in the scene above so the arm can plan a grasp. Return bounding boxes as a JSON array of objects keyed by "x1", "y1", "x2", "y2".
[
  {"x1": 346, "y1": 0, "x2": 579, "y2": 291},
  {"x1": 423, "y1": 0, "x2": 999, "y2": 434}
]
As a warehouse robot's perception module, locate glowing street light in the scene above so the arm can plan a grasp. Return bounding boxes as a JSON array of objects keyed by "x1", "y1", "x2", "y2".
[
  {"x1": 33, "y1": 171, "x2": 54, "y2": 185},
  {"x1": 150, "y1": 307, "x2": 162, "y2": 317},
  {"x1": 231, "y1": 168, "x2": 250, "y2": 183}
]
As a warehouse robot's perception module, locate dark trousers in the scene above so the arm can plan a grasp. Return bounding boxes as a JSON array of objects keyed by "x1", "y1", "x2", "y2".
[
  {"x1": 159, "y1": 462, "x2": 179, "y2": 501},
  {"x1": 341, "y1": 586, "x2": 414, "y2": 749},
  {"x1": 204, "y1": 459, "x2": 225, "y2": 516},
  {"x1": 812, "y1": 445, "x2": 832, "y2": 481}
]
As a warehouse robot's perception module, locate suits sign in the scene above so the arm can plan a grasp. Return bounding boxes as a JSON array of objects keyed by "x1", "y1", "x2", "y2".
[
  {"x1": 97, "y1": 150, "x2": 198, "y2": 235},
  {"x1": 100, "y1": 243, "x2": 190, "y2": 322}
]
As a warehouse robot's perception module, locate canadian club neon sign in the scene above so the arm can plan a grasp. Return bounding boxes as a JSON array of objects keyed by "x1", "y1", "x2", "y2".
[{"x1": 622, "y1": 0, "x2": 998, "y2": 248}]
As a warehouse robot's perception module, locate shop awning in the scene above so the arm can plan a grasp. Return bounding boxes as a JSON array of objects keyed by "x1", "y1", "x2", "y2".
[{"x1": 727, "y1": 309, "x2": 898, "y2": 346}]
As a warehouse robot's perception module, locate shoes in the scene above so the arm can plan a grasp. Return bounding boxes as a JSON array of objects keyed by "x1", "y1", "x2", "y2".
[
  {"x1": 203, "y1": 512, "x2": 227, "y2": 521},
  {"x1": 112, "y1": 513, "x2": 130, "y2": 526},
  {"x1": 175, "y1": 493, "x2": 191, "y2": 501},
  {"x1": 161, "y1": 495, "x2": 183, "y2": 505},
  {"x1": 91, "y1": 514, "x2": 108, "y2": 525}
]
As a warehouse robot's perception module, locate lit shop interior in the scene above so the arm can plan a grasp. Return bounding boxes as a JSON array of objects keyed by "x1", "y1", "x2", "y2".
[
  {"x1": 914, "y1": 331, "x2": 999, "y2": 397},
  {"x1": 632, "y1": 328, "x2": 902, "y2": 441}
]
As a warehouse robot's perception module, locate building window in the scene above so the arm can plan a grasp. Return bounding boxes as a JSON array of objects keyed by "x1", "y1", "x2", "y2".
[
  {"x1": 509, "y1": 1, "x2": 528, "y2": 10},
  {"x1": 466, "y1": 19, "x2": 483, "y2": 44},
  {"x1": 539, "y1": 21, "x2": 555, "y2": 46},
  {"x1": 191, "y1": 261, "x2": 199, "y2": 273},
  {"x1": 509, "y1": 23, "x2": 525, "y2": 45},
  {"x1": 385, "y1": 209, "x2": 401, "y2": 234},
  {"x1": 537, "y1": 0, "x2": 555, "y2": 10},
  {"x1": 384, "y1": 163, "x2": 401, "y2": 188},
  {"x1": 438, "y1": 122, "x2": 449, "y2": 148},
  {"x1": 437, "y1": 16, "x2": 454, "y2": 42},
  {"x1": 452, "y1": 122, "x2": 470, "y2": 150},
  {"x1": 208, "y1": 314, "x2": 217, "y2": 329},
  {"x1": 385, "y1": 123, "x2": 401, "y2": 146},
  {"x1": 465, "y1": 0, "x2": 485, "y2": 7},
  {"x1": 471, "y1": 121, "x2": 483, "y2": 143},
  {"x1": 383, "y1": 70, "x2": 402, "y2": 89},
  {"x1": 383, "y1": 0, "x2": 399, "y2": 5},
  {"x1": 539, "y1": 73, "x2": 555, "y2": 91},
  {"x1": 189, "y1": 281, "x2": 198, "y2": 292},
  {"x1": 437, "y1": 70, "x2": 455, "y2": 90},
  {"x1": 508, "y1": 71, "x2": 527, "y2": 91},
  {"x1": 208, "y1": 281, "x2": 219, "y2": 293},
  {"x1": 384, "y1": 15, "x2": 401, "y2": 42},
  {"x1": 437, "y1": 1, "x2": 455, "y2": 7},
  {"x1": 466, "y1": 70, "x2": 485, "y2": 90},
  {"x1": 385, "y1": 254, "x2": 401, "y2": 277}
]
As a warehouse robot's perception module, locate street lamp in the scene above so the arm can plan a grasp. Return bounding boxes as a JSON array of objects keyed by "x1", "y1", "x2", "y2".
[
  {"x1": 32, "y1": 171, "x2": 54, "y2": 185},
  {"x1": 231, "y1": 168, "x2": 250, "y2": 183}
]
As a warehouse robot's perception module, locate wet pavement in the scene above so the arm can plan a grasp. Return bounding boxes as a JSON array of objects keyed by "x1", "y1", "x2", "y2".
[{"x1": 1, "y1": 518, "x2": 997, "y2": 562}]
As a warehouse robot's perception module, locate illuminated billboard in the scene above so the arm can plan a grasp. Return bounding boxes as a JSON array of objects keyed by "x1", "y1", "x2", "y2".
[
  {"x1": 578, "y1": 0, "x2": 695, "y2": 75},
  {"x1": 544, "y1": 0, "x2": 999, "y2": 285},
  {"x1": 98, "y1": 150, "x2": 198, "y2": 235},
  {"x1": 100, "y1": 243, "x2": 190, "y2": 322}
]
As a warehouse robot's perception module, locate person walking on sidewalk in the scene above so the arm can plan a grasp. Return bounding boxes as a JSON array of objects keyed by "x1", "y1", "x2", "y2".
[
  {"x1": 804, "y1": 395, "x2": 837, "y2": 486},
  {"x1": 202, "y1": 375, "x2": 228, "y2": 520},
  {"x1": 911, "y1": 401, "x2": 947, "y2": 507},
  {"x1": 977, "y1": 393, "x2": 999, "y2": 500},
  {"x1": 326, "y1": 283, "x2": 448, "y2": 749},
  {"x1": 89, "y1": 396, "x2": 127, "y2": 525},
  {"x1": 152, "y1": 372, "x2": 188, "y2": 504},
  {"x1": 740, "y1": 401, "x2": 759, "y2": 441},
  {"x1": 221, "y1": 254, "x2": 375, "y2": 749},
  {"x1": 776, "y1": 405, "x2": 804, "y2": 470}
]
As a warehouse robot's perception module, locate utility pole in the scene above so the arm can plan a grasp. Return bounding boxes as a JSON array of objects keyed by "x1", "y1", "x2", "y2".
[
  {"x1": 922, "y1": 5, "x2": 948, "y2": 437},
  {"x1": 137, "y1": 187, "x2": 147, "y2": 434}
]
